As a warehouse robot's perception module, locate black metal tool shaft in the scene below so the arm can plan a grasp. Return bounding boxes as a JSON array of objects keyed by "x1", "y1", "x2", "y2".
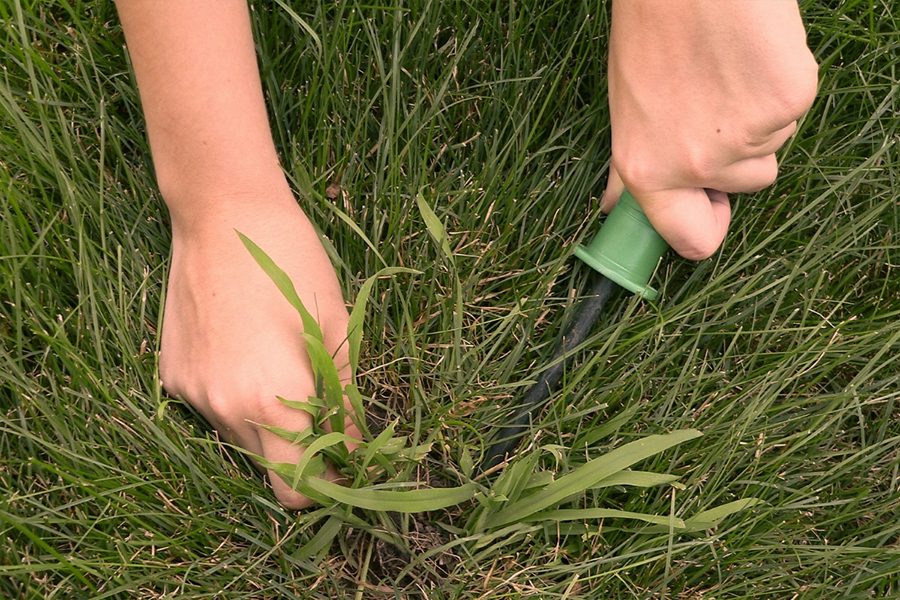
[{"x1": 481, "y1": 273, "x2": 619, "y2": 471}]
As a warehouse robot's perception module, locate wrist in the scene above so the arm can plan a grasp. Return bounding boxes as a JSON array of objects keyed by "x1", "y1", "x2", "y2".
[{"x1": 159, "y1": 168, "x2": 297, "y2": 238}]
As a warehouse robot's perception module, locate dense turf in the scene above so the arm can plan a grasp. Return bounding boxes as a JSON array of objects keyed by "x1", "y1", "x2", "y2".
[{"x1": 1, "y1": 0, "x2": 898, "y2": 597}]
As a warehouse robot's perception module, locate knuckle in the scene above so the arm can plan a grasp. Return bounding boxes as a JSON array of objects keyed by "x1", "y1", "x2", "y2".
[
  {"x1": 680, "y1": 148, "x2": 718, "y2": 184},
  {"x1": 731, "y1": 126, "x2": 771, "y2": 153},
  {"x1": 613, "y1": 152, "x2": 656, "y2": 191},
  {"x1": 255, "y1": 396, "x2": 284, "y2": 425},
  {"x1": 776, "y1": 55, "x2": 819, "y2": 117},
  {"x1": 796, "y1": 53, "x2": 820, "y2": 107},
  {"x1": 617, "y1": 149, "x2": 720, "y2": 191},
  {"x1": 205, "y1": 391, "x2": 240, "y2": 424},
  {"x1": 205, "y1": 379, "x2": 266, "y2": 424}
]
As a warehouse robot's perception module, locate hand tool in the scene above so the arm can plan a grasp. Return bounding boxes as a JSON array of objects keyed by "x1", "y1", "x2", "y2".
[{"x1": 481, "y1": 190, "x2": 668, "y2": 471}]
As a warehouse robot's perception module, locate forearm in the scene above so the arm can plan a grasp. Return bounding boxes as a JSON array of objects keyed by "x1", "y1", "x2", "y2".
[
  {"x1": 609, "y1": 0, "x2": 815, "y2": 104},
  {"x1": 115, "y1": 1, "x2": 288, "y2": 227}
]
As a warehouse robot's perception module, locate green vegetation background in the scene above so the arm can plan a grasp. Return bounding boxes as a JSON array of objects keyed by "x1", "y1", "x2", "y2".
[{"x1": 1, "y1": 1, "x2": 897, "y2": 597}]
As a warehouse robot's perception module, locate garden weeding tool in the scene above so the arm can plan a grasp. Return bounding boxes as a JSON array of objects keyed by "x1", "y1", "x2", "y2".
[{"x1": 481, "y1": 190, "x2": 669, "y2": 471}]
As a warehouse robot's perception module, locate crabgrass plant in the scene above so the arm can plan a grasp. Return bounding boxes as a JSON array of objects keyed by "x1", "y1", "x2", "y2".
[
  {"x1": 2, "y1": 0, "x2": 898, "y2": 597},
  {"x1": 237, "y1": 229, "x2": 761, "y2": 558}
]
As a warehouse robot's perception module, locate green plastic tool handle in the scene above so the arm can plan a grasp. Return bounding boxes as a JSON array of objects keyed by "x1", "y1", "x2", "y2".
[{"x1": 573, "y1": 190, "x2": 668, "y2": 300}]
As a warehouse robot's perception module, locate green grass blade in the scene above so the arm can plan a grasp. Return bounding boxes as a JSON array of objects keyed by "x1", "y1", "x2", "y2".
[
  {"x1": 681, "y1": 498, "x2": 764, "y2": 532},
  {"x1": 271, "y1": 0, "x2": 322, "y2": 56},
  {"x1": 468, "y1": 451, "x2": 540, "y2": 533},
  {"x1": 262, "y1": 456, "x2": 327, "y2": 486},
  {"x1": 347, "y1": 266, "x2": 419, "y2": 368},
  {"x1": 591, "y1": 470, "x2": 680, "y2": 489},
  {"x1": 301, "y1": 333, "x2": 345, "y2": 432},
  {"x1": 492, "y1": 450, "x2": 541, "y2": 504},
  {"x1": 299, "y1": 478, "x2": 479, "y2": 513},
  {"x1": 343, "y1": 383, "x2": 371, "y2": 441},
  {"x1": 416, "y1": 192, "x2": 453, "y2": 259},
  {"x1": 642, "y1": 498, "x2": 765, "y2": 534},
  {"x1": 487, "y1": 430, "x2": 702, "y2": 528},
  {"x1": 3, "y1": 1, "x2": 897, "y2": 593},
  {"x1": 574, "y1": 405, "x2": 640, "y2": 448},
  {"x1": 526, "y1": 508, "x2": 686, "y2": 529},
  {"x1": 256, "y1": 423, "x2": 314, "y2": 446},
  {"x1": 277, "y1": 395, "x2": 324, "y2": 419},
  {"x1": 295, "y1": 515, "x2": 344, "y2": 562},
  {"x1": 292, "y1": 432, "x2": 360, "y2": 486},
  {"x1": 472, "y1": 523, "x2": 539, "y2": 551},
  {"x1": 358, "y1": 419, "x2": 397, "y2": 472}
]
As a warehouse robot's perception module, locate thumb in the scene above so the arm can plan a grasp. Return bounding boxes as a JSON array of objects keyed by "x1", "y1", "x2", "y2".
[{"x1": 632, "y1": 187, "x2": 731, "y2": 261}]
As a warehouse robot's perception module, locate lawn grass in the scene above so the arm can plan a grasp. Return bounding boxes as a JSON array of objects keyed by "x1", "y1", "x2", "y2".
[{"x1": 1, "y1": 0, "x2": 898, "y2": 597}]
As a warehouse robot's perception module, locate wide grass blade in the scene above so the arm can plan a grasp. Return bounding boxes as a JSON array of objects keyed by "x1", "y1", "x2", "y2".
[
  {"x1": 641, "y1": 498, "x2": 765, "y2": 534},
  {"x1": 256, "y1": 422, "x2": 315, "y2": 446},
  {"x1": 680, "y1": 498, "x2": 764, "y2": 532},
  {"x1": 301, "y1": 332, "x2": 346, "y2": 432},
  {"x1": 291, "y1": 432, "x2": 360, "y2": 486},
  {"x1": 295, "y1": 515, "x2": 345, "y2": 562},
  {"x1": 487, "y1": 430, "x2": 702, "y2": 528},
  {"x1": 299, "y1": 478, "x2": 479, "y2": 513},
  {"x1": 278, "y1": 395, "x2": 326, "y2": 419},
  {"x1": 591, "y1": 470, "x2": 680, "y2": 489},
  {"x1": 344, "y1": 383, "x2": 371, "y2": 441},
  {"x1": 526, "y1": 508, "x2": 686, "y2": 529}
]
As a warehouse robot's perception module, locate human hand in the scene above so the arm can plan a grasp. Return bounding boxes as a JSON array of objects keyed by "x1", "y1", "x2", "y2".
[
  {"x1": 603, "y1": 0, "x2": 818, "y2": 259},
  {"x1": 159, "y1": 189, "x2": 358, "y2": 509}
]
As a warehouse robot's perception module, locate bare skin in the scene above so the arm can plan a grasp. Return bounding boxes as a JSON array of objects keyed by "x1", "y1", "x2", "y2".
[
  {"x1": 604, "y1": 0, "x2": 818, "y2": 260},
  {"x1": 115, "y1": 0, "x2": 356, "y2": 509}
]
